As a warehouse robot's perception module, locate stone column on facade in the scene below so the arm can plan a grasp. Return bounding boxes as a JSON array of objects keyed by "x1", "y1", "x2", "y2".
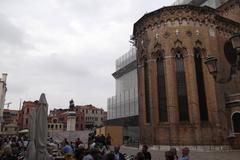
[
  {"x1": 137, "y1": 64, "x2": 147, "y2": 144},
  {"x1": 184, "y1": 46, "x2": 202, "y2": 145},
  {"x1": 164, "y1": 51, "x2": 179, "y2": 145},
  {"x1": 204, "y1": 29, "x2": 222, "y2": 144}
]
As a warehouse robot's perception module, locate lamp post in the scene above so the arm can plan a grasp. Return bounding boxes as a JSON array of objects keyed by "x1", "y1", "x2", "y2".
[
  {"x1": 204, "y1": 55, "x2": 218, "y2": 79},
  {"x1": 230, "y1": 33, "x2": 240, "y2": 70},
  {"x1": 230, "y1": 33, "x2": 240, "y2": 51},
  {"x1": 204, "y1": 33, "x2": 240, "y2": 83}
]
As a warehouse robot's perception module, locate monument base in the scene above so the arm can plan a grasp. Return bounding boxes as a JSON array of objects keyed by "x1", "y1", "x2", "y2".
[{"x1": 66, "y1": 111, "x2": 76, "y2": 131}]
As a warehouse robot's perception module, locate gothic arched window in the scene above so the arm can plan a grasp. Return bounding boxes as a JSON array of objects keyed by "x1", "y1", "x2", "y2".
[
  {"x1": 232, "y1": 112, "x2": 240, "y2": 133},
  {"x1": 194, "y1": 48, "x2": 208, "y2": 121},
  {"x1": 144, "y1": 60, "x2": 151, "y2": 123},
  {"x1": 157, "y1": 56, "x2": 168, "y2": 122},
  {"x1": 175, "y1": 51, "x2": 189, "y2": 121}
]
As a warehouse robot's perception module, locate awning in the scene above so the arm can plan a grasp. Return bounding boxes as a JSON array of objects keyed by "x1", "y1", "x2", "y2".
[{"x1": 19, "y1": 129, "x2": 29, "y2": 133}]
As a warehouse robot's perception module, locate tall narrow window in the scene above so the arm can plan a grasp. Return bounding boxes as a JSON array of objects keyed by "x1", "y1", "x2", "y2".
[
  {"x1": 194, "y1": 48, "x2": 208, "y2": 121},
  {"x1": 157, "y1": 56, "x2": 168, "y2": 122},
  {"x1": 175, "y1": 52, "x2": 189, "y2": 121},
  {"x1": 144, "y1": 61, "x2": 151, "y2": 123}
]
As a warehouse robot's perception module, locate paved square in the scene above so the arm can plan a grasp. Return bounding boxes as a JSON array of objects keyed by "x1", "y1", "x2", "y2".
[{"x1": 120, "y1": 146, "x2": 240, "y2": 160}]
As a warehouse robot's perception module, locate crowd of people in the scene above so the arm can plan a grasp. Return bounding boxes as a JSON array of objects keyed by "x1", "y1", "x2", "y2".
[
  {"x1": 0, "y1": 133, "x2": 190, "y2": 160},
  {"x1": 59, "y1": 133, "x2": 124, "y2": 160},
  {"x1": 0, "y1": 135, "x2": 27, "y2": 160},
  {"x1": 59, "y1": 133, "x2": 190, "y2": 160}
]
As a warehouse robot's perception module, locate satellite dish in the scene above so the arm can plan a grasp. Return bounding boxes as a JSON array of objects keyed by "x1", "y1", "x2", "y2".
[{"x1": 224, "y1": 41, "x2": 237, "y2": 65}]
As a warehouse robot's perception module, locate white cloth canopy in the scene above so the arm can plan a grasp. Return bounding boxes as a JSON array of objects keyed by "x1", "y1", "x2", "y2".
[
  {"x1": 35, "y1": 93, "x2": 49, "y2": 160},
  {"x1": 18, "y1": 129, "x2": 29, "y2": 133}
]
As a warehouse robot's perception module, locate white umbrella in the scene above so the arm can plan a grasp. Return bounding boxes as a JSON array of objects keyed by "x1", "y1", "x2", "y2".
[
  {"x1": 25, "y1": 108, "x2": 37, "y2": 160},
  {"x1": 35, "y1": 93, "x2": 49, "y2": 160},
  {"x1": 18, "y1": 129, "x2": 29, "y2": 134}
]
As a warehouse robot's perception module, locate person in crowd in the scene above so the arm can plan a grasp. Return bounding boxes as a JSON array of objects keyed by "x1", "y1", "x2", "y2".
[
  {"x1": 1, "y1": 146, "x2": 17, "y2": 160},
  {"x1": 49, "y1": 137, "x2": 54, "y2": 143},
  {"x1": 100, "y1": 134, "x2": 106, "y2": 145},
  {"x1": 88, "y1": 133, "x2": 94, "y2": 149},
  {"x1": 76, "y1": 138, "x2": 83, "y2": 148},
  {"x1": 135, "y1": 152, "x2": 145, "y2": 160},
  {"x1": 23, "y1": 136, "x2": 28, "y2": 151},
  {"x1": 75, "y1": 144, "x2": 85, "y2": 160},
  {"x1": 10, "y1": 139, "x2": 19, "y2": 157},
  {"x1": 141, "y1": 144, "x2": 151, "y2": 160},
  {"x1": 62, "y1": 138, "x2": 69, "y2": 147},
  {"x1": 180, "y1": 147, "x2": 190, "y2": 160},
  {"x1": 113, "y1": 145, "x2": 125, "y2": 160},
  {"x1": 103, "y1": 152, "x2": 115, "y2": 160},
  {"x1": 106, "y1": 133, "x2": 112, "y2": 149},
  {"x1": 82, "y1": 148, "x2": 95, "y2": 160},
  {"x1": 95, "y1": 142, "x2": 108, "y2": 155},
  {"x1": 165, "y1": 151, "x2": 175, "y2": 160},
  {"x1": 170, "y1": 147, "x2": 178, "y2": 160},
  {"x1": 63, "y1": 141, "x2": 74, "y2": 160},
  {"x1": 70, "y1": 141, "x2": 75, "y2": 151},
  {"x1": 95, "y1": 135, "x2": 101, "y2": 144}
]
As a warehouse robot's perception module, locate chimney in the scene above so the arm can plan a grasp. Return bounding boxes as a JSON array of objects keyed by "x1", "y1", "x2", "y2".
[{"x1": 1, "y1": 73, "x2": 7, "y2": 83}]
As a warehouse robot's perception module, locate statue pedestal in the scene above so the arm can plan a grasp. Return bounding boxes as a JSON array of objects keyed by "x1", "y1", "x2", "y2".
[{"x1": 66, "y1": 111, "x2": 76, "y2": 131}]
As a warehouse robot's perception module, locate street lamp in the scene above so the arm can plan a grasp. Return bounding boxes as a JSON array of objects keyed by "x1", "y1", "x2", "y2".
[
  {"x1": 230, "y1": 33, "x2": 240, "y2": 71},
  {"x1": 204, "y1": 55, "x2": 218, "y2": 79},
  {"x1": 204, "y1": 33, "x2": 240, "y2": 83},
  {"x1": 230, "y1": 33, "x2": 240, "y2": 51}
]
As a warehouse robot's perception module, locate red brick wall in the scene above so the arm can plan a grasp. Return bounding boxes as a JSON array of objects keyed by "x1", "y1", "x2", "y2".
[
  {"x1": 133, "y1": 4, "x2": 240, "y2": 146},
  {"x1": 49, "y1": 108, "x2": 85, "y2": 131},
  {"x1": 218, "y1": 0, "x2": 240, "y2": 23},
  {"x1": 18, "y1": 101, "x2": 38, "y2": 130}
]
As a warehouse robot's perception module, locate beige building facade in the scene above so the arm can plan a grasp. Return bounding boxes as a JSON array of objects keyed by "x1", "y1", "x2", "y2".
[
  {"x1": 48, "y1": 123, "x2": 64, "y2": 132},
  {"x1": 76, "y1": 105, "x2": 107, "y2": 128},
  {"x1": 133, "y1": 0, "x2": 240, "y2": 148}
]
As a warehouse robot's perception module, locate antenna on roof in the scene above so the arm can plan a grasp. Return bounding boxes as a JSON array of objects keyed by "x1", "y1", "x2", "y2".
[
  {"x1": 19, "y1": 99, "x2": 22, "y2": 111},
  {"x1": 4, "y1": 102, "x2": 12, "y2": 109}
]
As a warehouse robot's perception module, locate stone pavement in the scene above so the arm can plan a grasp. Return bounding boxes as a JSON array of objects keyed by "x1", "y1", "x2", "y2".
[{"x1": 120, "y1": 146, "x2": 240, "y2": 160}]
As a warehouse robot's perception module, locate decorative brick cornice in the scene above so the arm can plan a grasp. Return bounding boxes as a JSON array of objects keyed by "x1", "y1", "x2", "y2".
[
  {"x1": 136, "y1": 35, "x2": 149, "y2": 65},
  {"x1": 171, "y1": 39, "x2": 188, "y2": 58},
  {"x1": 133, "y1": 5, "x2": 240, "y2": 38},
  {"x1": 217, "y1": 0, "x2": 240, "y2": 13},
  {"x1": 194, "y1": 40, "x2": 207, "y2": 58},
  {"x1": 151, "y1": 42, "x2": 165, "y2": 59}
]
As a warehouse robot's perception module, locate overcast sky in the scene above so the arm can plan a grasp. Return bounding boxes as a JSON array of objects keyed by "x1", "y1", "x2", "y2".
[{"x1": 0, "y1": 0, "x2": 174, "y2": 111}]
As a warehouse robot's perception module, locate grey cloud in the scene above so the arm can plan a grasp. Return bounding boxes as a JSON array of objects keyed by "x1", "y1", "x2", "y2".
[
  {"x1": 0, "y1": 13, "x2": 25, "y2": 46},
  {"x1": 0, "y1": 0, "x2": 174, "y2": 110}
]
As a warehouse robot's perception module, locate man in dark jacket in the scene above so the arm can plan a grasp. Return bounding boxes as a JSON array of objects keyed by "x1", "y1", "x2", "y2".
[{"x1": 142, "y1": 144, "x2": 151, "y2": 160}]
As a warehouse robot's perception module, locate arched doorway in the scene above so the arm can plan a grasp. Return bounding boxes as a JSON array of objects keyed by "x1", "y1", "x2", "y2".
[{"x1": 232, "y1": 112, "x2": 240, "y2": 133}]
